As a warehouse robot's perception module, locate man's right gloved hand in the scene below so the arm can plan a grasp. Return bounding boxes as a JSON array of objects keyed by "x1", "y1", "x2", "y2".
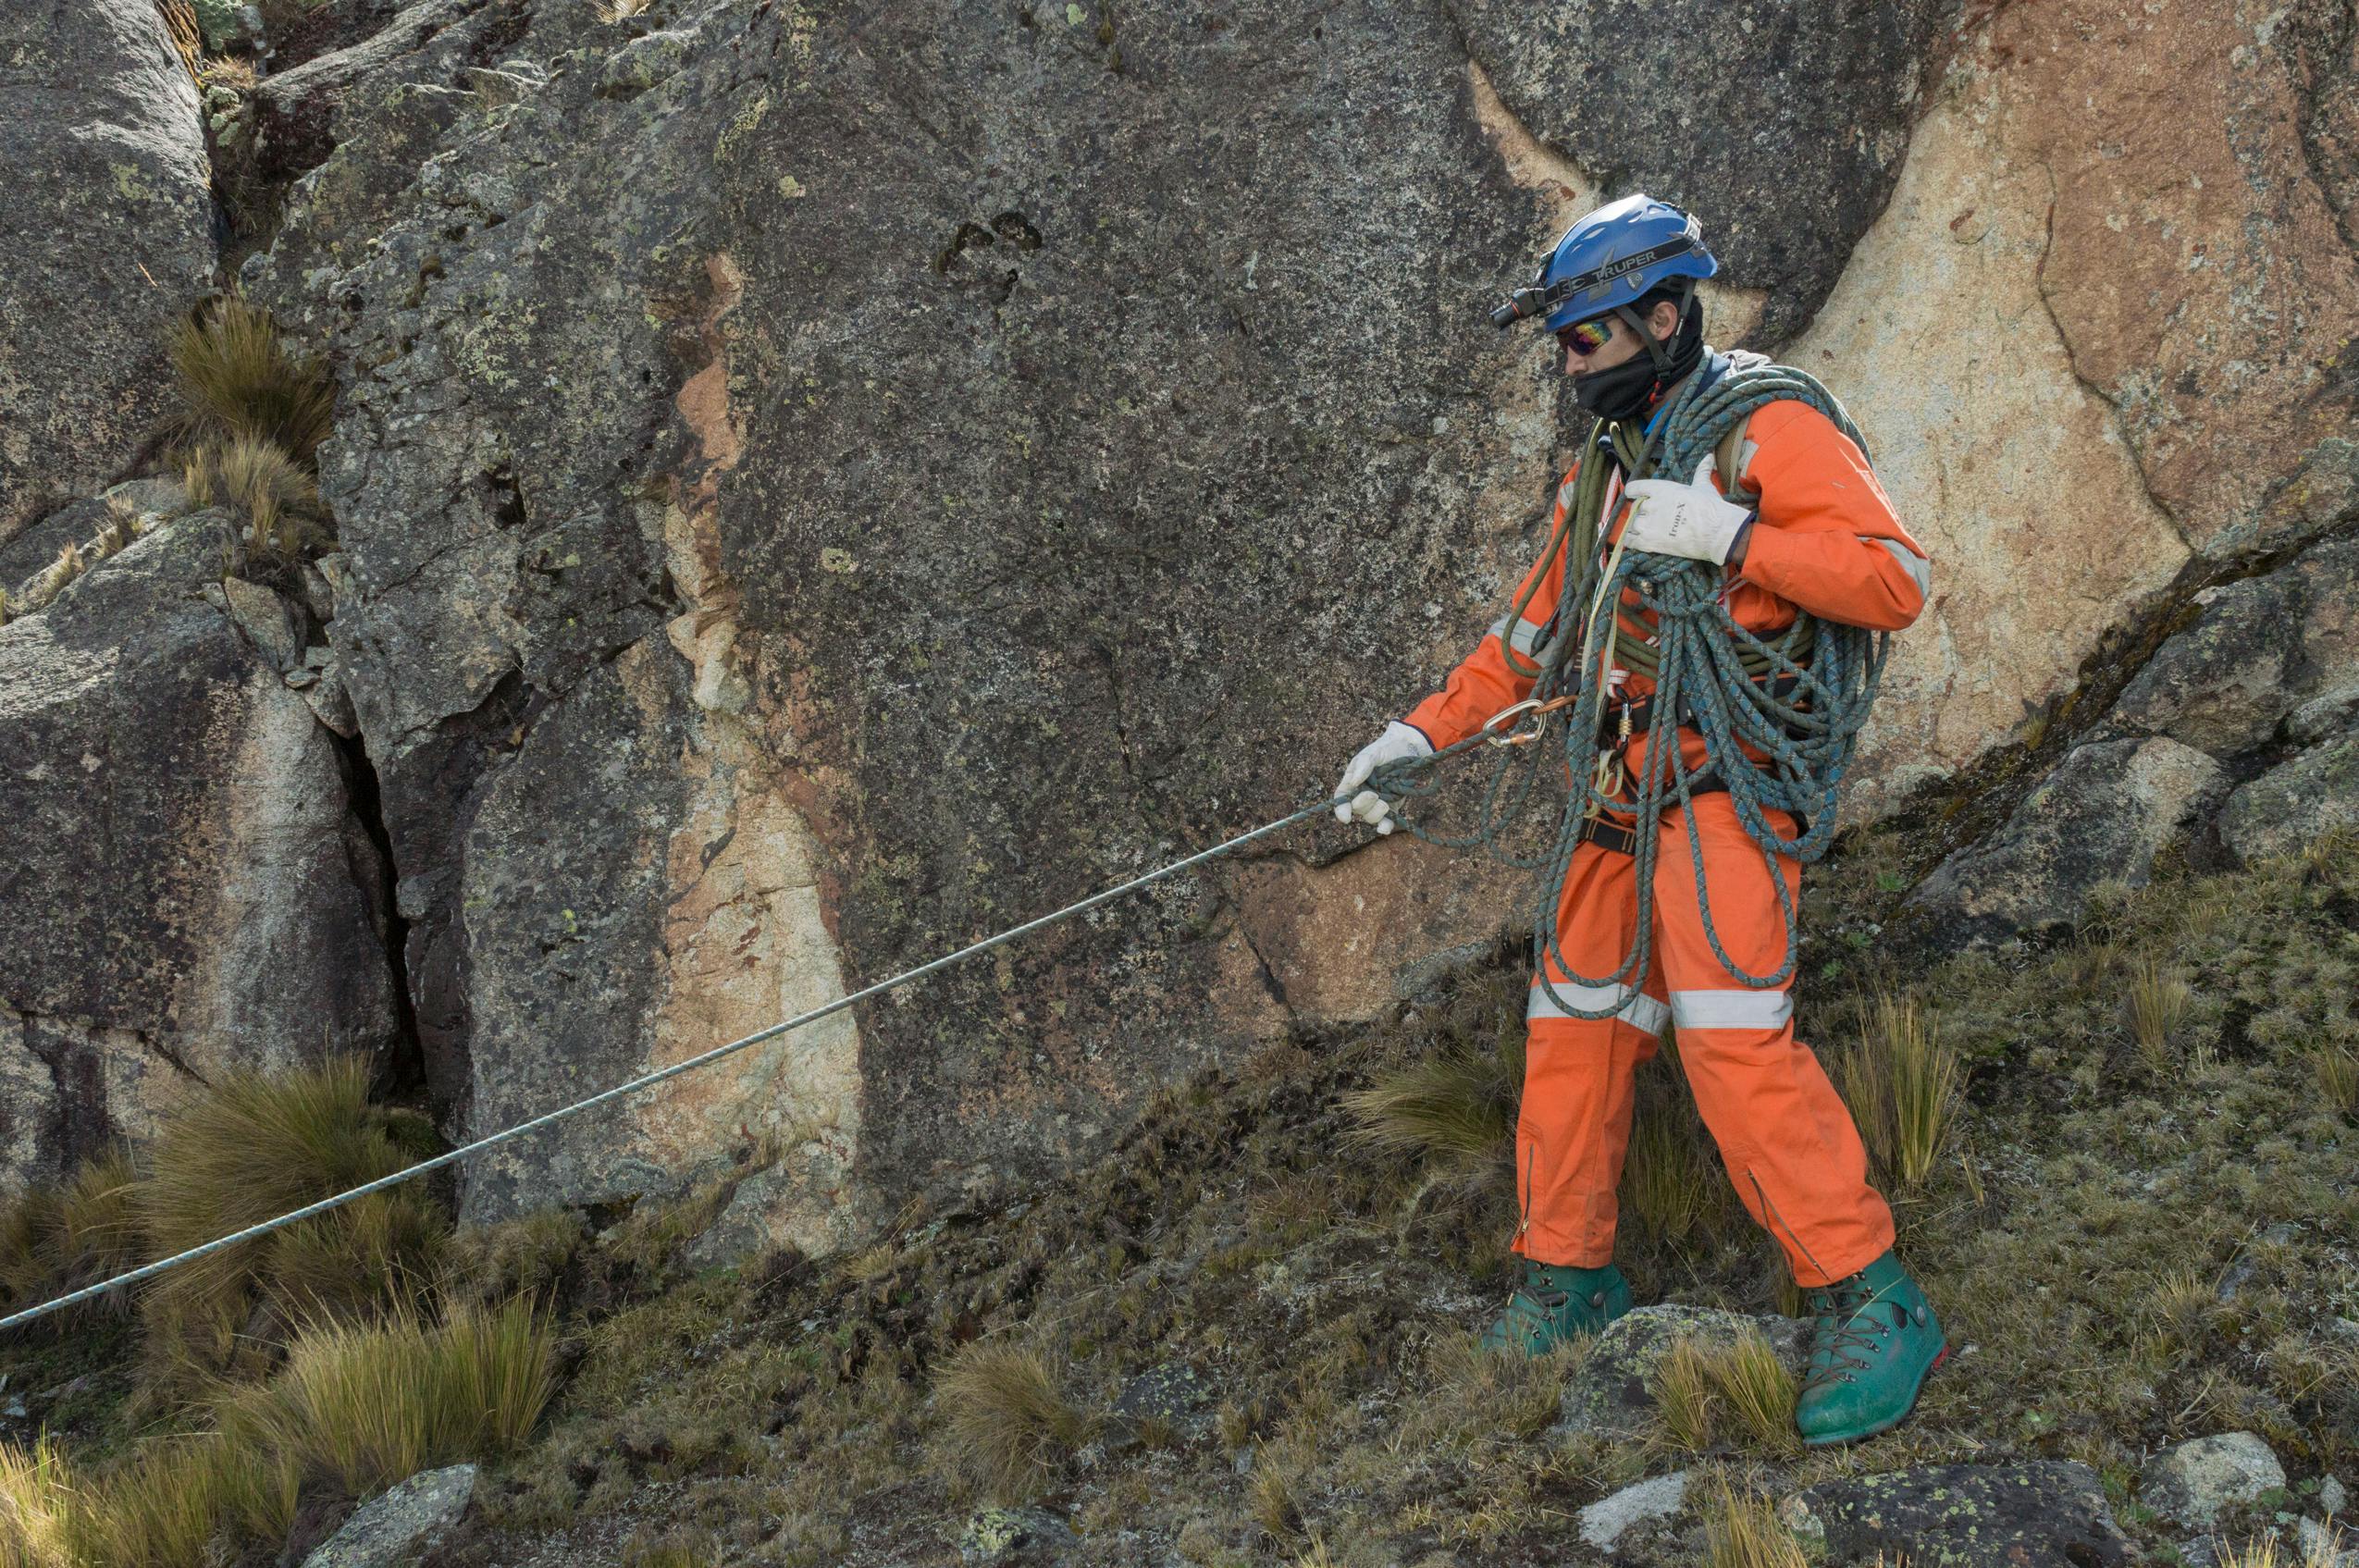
[{"x1": 1333, "y1": 721, "x2": 1433, "y2": 834}]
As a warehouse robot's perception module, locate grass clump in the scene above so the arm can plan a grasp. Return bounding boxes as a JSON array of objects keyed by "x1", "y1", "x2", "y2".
[
  {"x1": 181, "y1": 431, "x2": 333, "y2": 568},
  {"x1": 1698, "y1": 1471, "x2": 1811, "y2": 1568},
  {"x1": 135, "y1": 1056, "x2": 444, "y2": 1383},
  {"x1": 0, "y1": 1148, "x2": 139, "y2": 1319},
  {"x1": 1338, "y1": 1031, "x2": 1519, "y2": 1177},
  {"x1": 0, "y1": 1436, "x2": 78, "y2": 1568},
  {"x1": 158, "y1": 290, "x2": 339, "y2": 575},
  {"x1": 164, "y1": 292, "x2": 335, "y2": 468},
  {"x1": 0, "y1": 1302, "x2": 550, "y2": 1566},
  {"x1": 1647, "y1": 1329, "x2": 1799, "y2": 1458},
  {"x1": 932, "y1": 1339, "x2": 1093, "y2": 1502},
  {"x1": 0, "y1": 497, "x2": 161, "y2": 628},
  {"x1": 1836, "y1": 992, "x2": 1961, "y2": 1191},
  {"x1": 256, "y1": 1298, "x2": 556, "y2": 1495},
  {"x1": 2124, "y1": 956, "x2": 2196, "y2": 1073}
]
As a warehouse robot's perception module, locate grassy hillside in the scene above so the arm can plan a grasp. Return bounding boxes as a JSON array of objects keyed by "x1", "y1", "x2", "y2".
[{"x1": 6, "y1": 835, "x2": 2354, "y2": 1566}]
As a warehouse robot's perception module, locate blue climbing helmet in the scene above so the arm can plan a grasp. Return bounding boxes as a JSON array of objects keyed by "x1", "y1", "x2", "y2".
[{"x1": 1488, "y1": 193, "x2": 1720, "y2": 338}]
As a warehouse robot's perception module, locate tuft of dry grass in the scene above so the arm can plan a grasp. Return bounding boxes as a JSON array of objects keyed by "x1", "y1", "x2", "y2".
[
  {"x1": 2311, "y1": 1042, "x2": 2357, "y2": 1117},
  {"x1": 1705, "y1": 1328, "x2": 1800, "y2": 1456},
  {"x1": 1836, "y1": 992, "x2": 1960, "y2": 1190},
  {"x1": 1339, "y1": 1033, "x2": 1520, "y2": 1176},
  {"x1": 0, "y1": 1147, "x2": 141, "y2": 1318},
  {"x1": 1621, "y1": 1047, "x2": 1735, "y2": 1244},
  {"x1": 135, "y1": 1056, "x2": 443, "y2": 1381},
  {"x1": 258, "y1": 1297, "x2": 555, "y2": 1496},
  {"x1": 2208, "y1": 1525, "x2": 2349, "y2": 1568},
  {"x1": 182, "y1": 432, "x2": 333, "y2": 566},
  {"x1": 1650, "y1": 1338, "x2": 1717, "y2": 1453},
  {"x1": 0, "y1": 1436, "x2": 79, "y2": 1568},
  {"x1": 1698, "y1": 1471, "x2": 1810, "y2": 1568},
  {"x1": 1647, "y1": 1330, "x2": 1799, "y2": 1458},
  {"x1": 165, "y1": 293, "x2": 336, "y2": 468},
  {"x1": 2124, "y1": 957, "x2": 2194, "y2": 1073},
  {"x1": 932, "y1": 1340, "x2": 1093, "y2": 1502}
]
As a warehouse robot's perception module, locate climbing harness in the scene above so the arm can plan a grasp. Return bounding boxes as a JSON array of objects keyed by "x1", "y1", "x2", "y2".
[{"x1": 1362, "y1": 355, "x2": 1893, "y2": 1020}]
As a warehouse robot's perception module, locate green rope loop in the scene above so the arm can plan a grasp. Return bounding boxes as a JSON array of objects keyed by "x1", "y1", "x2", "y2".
[{"x1": 1368, "y1": 356, "x2": 1891, "y2": 1019}]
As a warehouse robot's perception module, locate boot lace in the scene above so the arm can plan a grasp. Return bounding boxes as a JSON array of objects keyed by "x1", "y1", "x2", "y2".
[{"x1": 1801, "y1": 1274, "x2": 1898, "y2": 1393}]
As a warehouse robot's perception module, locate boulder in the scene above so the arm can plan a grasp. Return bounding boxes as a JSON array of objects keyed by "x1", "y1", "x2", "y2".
[
  {"x1": 2219, "y1": 722, "x2": 2359, "y2": 865},
  {"x1": 1579, "y1": 1469, "x2": 1691, "y2": 1554},
  {"x1": 1781, "y1": 1462, "x2": 2131, "y2": 1567},
  {"x1": 2107, "y1": 539, "x2": 2359, "y2": 758},
  {"x1": 1908, "y1": 738, "x2": 2227, "y2": 944},
  {"x1": 0, "y1": 513, "x2": 396, "y2": 1191},
  {"x1": 2140, "y1": 1431, "x2": 2287, "y2": 1532},
  {"x1": 0, "y1": 0, "x2": 216, "y2": 541},
  {"x1": 301, "y1": 1463, "x2": 476, "y2": 1568},
  {"x1": 1553, "y1": 1304, "x2": 1807, "y2": 1442}
]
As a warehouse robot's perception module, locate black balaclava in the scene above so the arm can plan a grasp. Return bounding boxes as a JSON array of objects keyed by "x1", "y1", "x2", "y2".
[{"x1": 1571, "y1": 287, "x2": 1706, "y2": 424}]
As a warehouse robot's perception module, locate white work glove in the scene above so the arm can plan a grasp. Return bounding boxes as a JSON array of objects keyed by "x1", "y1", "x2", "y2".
[
  {"x1": 1618, "y1": 455, "x2": 1755, "y2": 564},
  {"x1": 1332, "y1": 720, "x2": 1432, "y2": 834}
]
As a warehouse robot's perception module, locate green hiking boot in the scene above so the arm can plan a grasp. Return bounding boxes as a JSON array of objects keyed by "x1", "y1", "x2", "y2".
[
  {"x1": 1796, "y1": 1250, "x2": 1948, "y2": 1446},
  {"x1": 1479, "y1": 1258, "x2": 1631, "y2": 1355}
]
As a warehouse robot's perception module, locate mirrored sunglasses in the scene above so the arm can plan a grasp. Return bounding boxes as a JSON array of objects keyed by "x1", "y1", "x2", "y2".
[{"x1": 1555, "y1": 315, "x2": 1615, "y2": 355}]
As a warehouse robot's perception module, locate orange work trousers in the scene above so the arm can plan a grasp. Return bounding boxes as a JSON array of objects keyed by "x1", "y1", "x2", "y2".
[{"x1": 1511, "y1": 784, "x2": 1894, "y2": 1288}]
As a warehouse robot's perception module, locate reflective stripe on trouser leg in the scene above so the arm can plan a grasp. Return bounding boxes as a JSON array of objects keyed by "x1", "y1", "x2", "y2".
[
  {"x1": 1653, "y1": 792, "x2": 1895, "y2": 1286},
  {"x1": 1513, "y1": 838, "x2": 1664, "y2": 1266}
]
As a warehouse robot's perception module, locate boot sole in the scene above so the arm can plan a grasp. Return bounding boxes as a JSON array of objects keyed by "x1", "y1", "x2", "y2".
[{"x1": 1798, "y1": 1341, "x2": 1950, "y2": 1448}]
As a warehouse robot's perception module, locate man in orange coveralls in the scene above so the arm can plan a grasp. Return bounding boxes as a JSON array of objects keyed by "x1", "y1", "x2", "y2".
[{"x1": 1331, "y1": 195, "x2": 1945, "y2": 1446}]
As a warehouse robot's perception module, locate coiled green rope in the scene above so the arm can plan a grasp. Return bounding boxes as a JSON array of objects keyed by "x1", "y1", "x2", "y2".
[{"x1": 1369, "y1": 356, "x2": 1892, "y2": 1018}]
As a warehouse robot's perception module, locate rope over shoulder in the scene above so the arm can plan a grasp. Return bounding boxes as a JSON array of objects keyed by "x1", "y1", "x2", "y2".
[{"x1": 1367, "y1": 354, "x2": 1892, "y2": 1019}]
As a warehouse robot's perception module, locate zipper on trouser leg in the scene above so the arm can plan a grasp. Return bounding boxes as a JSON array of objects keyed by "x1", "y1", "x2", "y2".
[
  {"x1": 1748, "y1": 1167, "x2": 1833, "y2": 1287},
  {"x1": 1513, "y1": 1142, "x2": 1536, "y2": 1252}
]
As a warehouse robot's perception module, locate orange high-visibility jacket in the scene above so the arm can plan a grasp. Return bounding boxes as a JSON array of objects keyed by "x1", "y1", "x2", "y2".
[{"x1": 1404, "y1": 395, "x2": 1931, "y2": 751}]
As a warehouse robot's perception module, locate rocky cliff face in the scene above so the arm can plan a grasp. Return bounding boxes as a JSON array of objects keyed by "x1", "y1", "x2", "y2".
[{"x1": 2, "y1": 0, "x2": 2353, "y2": 1258}]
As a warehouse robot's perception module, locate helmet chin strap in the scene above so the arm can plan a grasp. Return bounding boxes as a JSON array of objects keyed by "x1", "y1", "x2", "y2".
[{"x1": 1611, "y1": 278, "x2": 1699, "y2": 381}]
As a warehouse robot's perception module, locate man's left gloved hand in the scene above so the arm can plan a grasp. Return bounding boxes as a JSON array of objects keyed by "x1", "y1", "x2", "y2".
[{"x1": 1618, "y1": 455, "x2": 1755, "y2": 564}]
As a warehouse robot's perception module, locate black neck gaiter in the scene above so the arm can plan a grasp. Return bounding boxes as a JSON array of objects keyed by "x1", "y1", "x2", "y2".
[{"x1": 1570, "y1": 305, "x2": 1706, "y2": 423}]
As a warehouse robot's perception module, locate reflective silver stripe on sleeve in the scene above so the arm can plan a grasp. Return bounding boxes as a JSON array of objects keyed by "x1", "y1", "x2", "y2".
[
  {"x1": 1528, "y1": 980, "x2": 1669, "y2": 1037},
  {"x1": 1669, "y1": 988, "x2": 1795, "y2": 1031},
  {"x1": 1871, "y1": 537, "x2": 1932, "y2": 599},
  {"x1": 1507, "y1": 615, "x2": 1547, "y2": 658},
  {"x1": 1487, "y1": 612, "x2": 1513, "y2": 644}
]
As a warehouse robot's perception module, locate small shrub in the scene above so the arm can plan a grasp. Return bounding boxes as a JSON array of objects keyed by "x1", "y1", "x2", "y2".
[
  {"x1": 932, "y1": 1340, "x2": 1092, "y2": 1502},
  {"x1": 164, "y1": 293, "x2": 335, "y2": 468}
]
